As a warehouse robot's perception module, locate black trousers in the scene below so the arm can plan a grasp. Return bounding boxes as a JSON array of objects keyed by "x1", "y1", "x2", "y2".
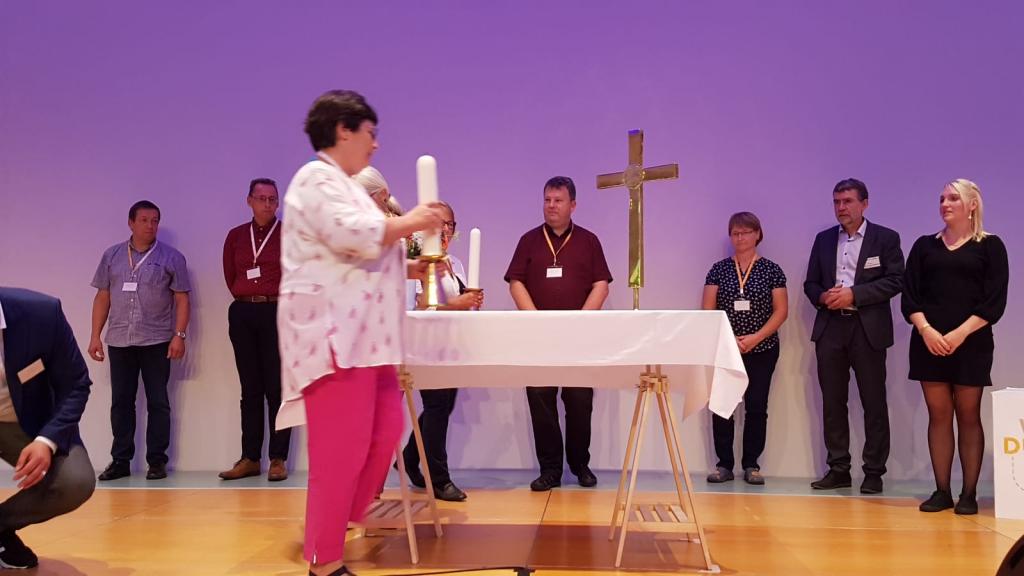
[
  {"x1": 402, "y1": 388, "x2": 458, "y2": 487},
  {"x1": 526, "y1": 386, "x2": 593, "y2": 476},
  {"x1": 712, "y1": 346, "x2": 779, "y2": 471},
  {"x1": 228, "y1": 300, "x2": 291, "y2": 462},
  {"x1": 108, "y1": 342, "x2": 171, "y2": 466},
  {"x1": 815, "y1": 314, "x2": 890, "y2": 476}
]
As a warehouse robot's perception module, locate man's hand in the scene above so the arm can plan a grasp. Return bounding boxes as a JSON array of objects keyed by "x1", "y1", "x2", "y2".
[
  {"x1": 168, "y1": 336, "x2": 186, "y2": 359},
  {"x1": 822, "y1": 286, "x2": 855, "y2": 310},
  {"x1": 14, "y1": 441, "x2": 52, "y2": 491},
  {"x1": 88, "y1": 337, "x2": 105, "y2": 362}
]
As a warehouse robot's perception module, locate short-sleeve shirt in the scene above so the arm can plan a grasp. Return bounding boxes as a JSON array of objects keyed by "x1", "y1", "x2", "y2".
[
  {"x1": 91, "y1": 240, "x2": 191, "y2": 347},
  {"x1": 504, "y1": 222, "x2": 612, "y2": 310},
  {"x1": 705, "y1": 256, "x2": 786, "y2": 353}
]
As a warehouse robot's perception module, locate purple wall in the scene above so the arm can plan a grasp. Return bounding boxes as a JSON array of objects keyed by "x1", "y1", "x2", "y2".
[{"x1": 2, "y1": 1, "x2": 1021, "y2": 478}]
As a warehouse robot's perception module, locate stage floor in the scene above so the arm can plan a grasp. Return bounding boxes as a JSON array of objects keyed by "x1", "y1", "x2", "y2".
[{"x1": 4, "y1": 469, "x2": 1015, "y2": 575}]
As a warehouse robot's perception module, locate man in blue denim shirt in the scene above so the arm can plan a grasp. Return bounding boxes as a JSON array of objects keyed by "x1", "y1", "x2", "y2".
[{"x1": 88, "y1": 200, "x2": 190, "y2": 481}]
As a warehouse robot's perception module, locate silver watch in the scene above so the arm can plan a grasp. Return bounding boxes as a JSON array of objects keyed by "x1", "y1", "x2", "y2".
[{"x1": 174, "y1": 331, "x2": 187, "y2": 340}]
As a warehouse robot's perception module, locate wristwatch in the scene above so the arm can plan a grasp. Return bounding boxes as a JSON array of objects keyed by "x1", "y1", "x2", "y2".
[{"x1": 174, "y1": 331, "x2": 187, "y2": 340}]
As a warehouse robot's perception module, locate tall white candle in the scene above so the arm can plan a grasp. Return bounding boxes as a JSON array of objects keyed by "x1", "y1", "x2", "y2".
[
  {"x1": 416, "y1": 155, "x2": 442, "y2": 256},
  {"x1": 468, "y1": 228, "x2": 481, "y2": 289}
]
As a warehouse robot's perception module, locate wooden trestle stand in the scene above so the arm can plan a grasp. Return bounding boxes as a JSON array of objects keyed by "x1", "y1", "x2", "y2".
[
  {"x1": 354, "y1": 367, "x2": 443, "y2": 564},
  {"x1": 609, "y1": 364, "x2": 718, "y2": 573}
]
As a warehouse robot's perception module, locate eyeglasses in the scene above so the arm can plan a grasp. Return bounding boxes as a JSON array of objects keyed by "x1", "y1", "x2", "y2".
[
  {"x1": 251, "y1": 195, "x2": 278, "y2": 204},
  {"x1": 442, "y1": 220, "x2": 457, "y2": 231},
  {"x1": 730, "y1": 229, "x2": 758, "y2": 238}
]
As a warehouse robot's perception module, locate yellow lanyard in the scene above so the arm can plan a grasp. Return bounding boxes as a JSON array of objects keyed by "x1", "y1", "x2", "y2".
[
  {"x1": 542, "y1": 224, "x2": 574, "y2": 266},
  {"x1": 127, "y1": 241, "x2": 157, "y2": 279},
  {"x1": 733, "y1": 256, "x2": 758, "y2": 297}
]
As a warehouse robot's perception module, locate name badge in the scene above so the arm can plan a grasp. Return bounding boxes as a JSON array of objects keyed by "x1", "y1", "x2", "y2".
[
  {"x1": 17, "y1": 359, "x2": 45, "y2": 383},
  {"x1": 734, "y1": 299, "x2": 751, "y2": 312},
  {"x1": 546, "y1": 266, "x2": 563, "y2": 279},
  {"x1": 122, "y1": 282, "x2": 139, "y2": 292},
  {"x1": 864, "y1": 256, "x2": 881, "y2": 269},
  {"x1": 246, "y1": 267, "x2": 262, "y2": 280}
]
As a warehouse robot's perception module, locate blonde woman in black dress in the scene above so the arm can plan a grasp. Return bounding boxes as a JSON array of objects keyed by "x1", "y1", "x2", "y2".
[{"x1": 902, "y1": 179, "x2": 1009, "y2": 515}]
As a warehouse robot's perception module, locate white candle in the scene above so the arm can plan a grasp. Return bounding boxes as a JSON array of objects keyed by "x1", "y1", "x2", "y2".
[
  {"x1": 468, "y1": 227, "x2": 481, "y2": 289},
  {"x1": 416, "y1": 155, "x2": 442, "y2": 256}
]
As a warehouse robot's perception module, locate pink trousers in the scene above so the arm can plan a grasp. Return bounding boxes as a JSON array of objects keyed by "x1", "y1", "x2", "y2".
[{"x1": 302, "y1": 365, "x2": 403, "y2": 564}]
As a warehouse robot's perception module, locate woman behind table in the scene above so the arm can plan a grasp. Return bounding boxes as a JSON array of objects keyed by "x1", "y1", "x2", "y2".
[
  {"x1": 702, "y1": 212, "x2": 788, "y2": 486},
  {"x1": 903, "y1": 179, "x2": 1008, "y2": 516},
  {"x1": 275, "y1": 90, "x2": 443, "y2": 576},
  {"x1": 399, "y1": 201, "x2": 483, "y2": 502}
]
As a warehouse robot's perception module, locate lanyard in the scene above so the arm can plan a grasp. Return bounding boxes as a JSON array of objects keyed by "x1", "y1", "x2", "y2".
[
  {"x1": 733, "y1": 255, "x2": 758, "y2": 297},
  {"x1": 542, "y1": 224, "x2": 574, "y2": 266},
  {"x1": 250, "y1": 219, "x2": 279, "y2": 266},
  {"x1": 127, "y1": 241, "x2": 157, "y2": 278}
]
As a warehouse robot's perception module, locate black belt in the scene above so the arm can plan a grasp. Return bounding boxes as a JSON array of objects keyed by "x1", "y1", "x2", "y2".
[
  {"x1": 830, "y1": 308, "x2": 858, "y2": 316},
  {"x1": 235, "y1": 295, "x2": 278, "y2": 303}
]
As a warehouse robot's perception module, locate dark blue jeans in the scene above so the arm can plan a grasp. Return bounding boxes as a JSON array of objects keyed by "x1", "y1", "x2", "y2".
[
  {"x1": 712, "y1": 346, "x2": 779, "y2": 471},
  {"x1": 108, "y1": 342, "x2": 171, "y2": 466}
]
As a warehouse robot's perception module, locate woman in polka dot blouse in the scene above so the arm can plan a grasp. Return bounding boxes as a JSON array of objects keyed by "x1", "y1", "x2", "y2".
[{"x1": 702, "y1": 212, "x2": 788, "y2": 485}]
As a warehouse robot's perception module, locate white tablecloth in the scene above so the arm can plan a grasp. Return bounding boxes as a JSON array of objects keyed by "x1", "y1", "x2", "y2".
[{"x1": 403, "y1": 310, "x2": 748, "y2": 419}]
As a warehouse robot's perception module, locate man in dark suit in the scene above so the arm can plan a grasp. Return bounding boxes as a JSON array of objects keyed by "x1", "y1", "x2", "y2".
[
  {"x1": 803, "y1": 178, "x2": 904, "y2": 494},
  {"x1": 0, "y1": 287, "x2": 96, "y2": 569}
]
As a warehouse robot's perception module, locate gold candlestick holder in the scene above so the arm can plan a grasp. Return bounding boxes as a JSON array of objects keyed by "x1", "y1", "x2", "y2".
[{"x1": 417, "y1": 254, "x2": 446, "y2": 308}]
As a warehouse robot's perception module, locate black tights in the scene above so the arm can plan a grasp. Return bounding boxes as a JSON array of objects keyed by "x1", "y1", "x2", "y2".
[{"x1": 921, "y1": 382, "x2": 984, "y2": 497}]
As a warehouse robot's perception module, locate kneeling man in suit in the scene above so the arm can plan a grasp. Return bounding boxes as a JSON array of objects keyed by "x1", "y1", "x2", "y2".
[{"x1": 0, "y1": 287, "x2": 96, "y2": 569}]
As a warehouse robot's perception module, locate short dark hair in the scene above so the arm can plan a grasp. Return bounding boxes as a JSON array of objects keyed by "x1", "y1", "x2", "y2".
[
  {"x1": 728, "y1": 211, "x2": 764, "y2": 245},
  {"x1": 304, "y1": 90, "x2": 378, "y2": 151},
  {"x1": 833, "y1": 178, "x2": 868, "y2": 201},
  {"x1": 129, "y1": 200, "x2": 160, "y2": 221},
  {"x1": 544, "y1": 176, "x2": 576, "y2": 201},
  {"x1": 248, "y1": 178, "x2": 277, "y2": 197}
]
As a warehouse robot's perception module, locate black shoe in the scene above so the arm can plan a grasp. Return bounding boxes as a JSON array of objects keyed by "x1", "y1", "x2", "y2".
[
  {"x1": 919, "y1": 489, "x2": 955, "y2": 512},
  {"x1": 530, "y1": 473, "x2": 561, "y2": 492},
  {"x1": 0, "y1": 530, "x2": 38, "y2": 569},
  {"x1": 954, "y1": 493, "x2": 978, "y2": 515},
  {"x1": 575, "y1": 466, "x2": 597, "y2": 488},
  {"x1": 810, "y1": 470, "x2": 852, "y2": 490},
  {"x1": 434, "y1": 482, "x2": 467, "y2": 502},
  {"x1": 146, "y1": 463, "x2": 167, "y2": 480},
  {"x1": 98, "y1": 460, "x2": 131, "y2": 481},
  {"x1": 860, "y1": 474, "x2": 883, "y2": 494}
]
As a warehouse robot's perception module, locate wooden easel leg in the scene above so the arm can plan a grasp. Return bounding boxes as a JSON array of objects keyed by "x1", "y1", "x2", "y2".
[
  {"x1": 664, "y1": 389, "x2": 715, "y2": 571},
  {"x1": 610, "y1": 383, "x2": 646, "y2": 540},
  {"x1": 615, "y1": 385, "x2": 651, "y2": 568},
  {"x1": 655, "y1": 389, "x2": 687, "y2": 513},
  {"x1": 393, "y1": 448, "x2": 420, "y2": 564},
  {"x1": 403, "y1": 385, "x2": 443, "y2": 537}
]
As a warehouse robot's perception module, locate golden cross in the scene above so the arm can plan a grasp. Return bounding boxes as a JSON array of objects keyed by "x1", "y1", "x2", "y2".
[{"x1": 596, "y1": 129, "x2": 679, "y2": 309}]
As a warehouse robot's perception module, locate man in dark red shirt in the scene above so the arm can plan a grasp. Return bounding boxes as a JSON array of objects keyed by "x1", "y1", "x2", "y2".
[
  {"x1": 219, "y1": 178, "x2": 290, "y2": 482},
  {"x1": 504, "y1": 176, "x2": 612, "y2": 491}
]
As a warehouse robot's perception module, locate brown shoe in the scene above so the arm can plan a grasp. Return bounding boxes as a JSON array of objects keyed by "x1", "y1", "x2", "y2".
[
  {"x1": 219, "y1": 458, "x2": 260, "y2": 480},
  {"x1": 268, "y1": 459, "x2": 288, "y2": 482}
]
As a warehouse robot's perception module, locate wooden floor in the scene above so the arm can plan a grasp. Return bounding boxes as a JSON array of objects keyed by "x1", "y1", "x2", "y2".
[{"x1": 8, "y1": 485, "x2": 1020, "y2": 575}]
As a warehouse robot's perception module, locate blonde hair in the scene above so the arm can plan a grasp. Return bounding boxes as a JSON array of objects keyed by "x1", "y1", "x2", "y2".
[{"x1": 945, "y1": 178, "x2": 988, "y2": 241}]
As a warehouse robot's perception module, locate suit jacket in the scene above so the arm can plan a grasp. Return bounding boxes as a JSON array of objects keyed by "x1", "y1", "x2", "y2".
[
  {"x1": 803, "y1": 221, "x2": 905, "y2": 350},
  {"x1": 0, "y1": 287, "x2": 92, "y2": 454}
]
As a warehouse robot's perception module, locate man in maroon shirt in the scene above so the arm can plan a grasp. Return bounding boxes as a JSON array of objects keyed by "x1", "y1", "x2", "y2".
[
  {"x1": 504, "y1": 176, "x2": 612, "y2": 491},
  {"x1": 219, "y1": 178, "x2": 291, "y2": 482}
]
